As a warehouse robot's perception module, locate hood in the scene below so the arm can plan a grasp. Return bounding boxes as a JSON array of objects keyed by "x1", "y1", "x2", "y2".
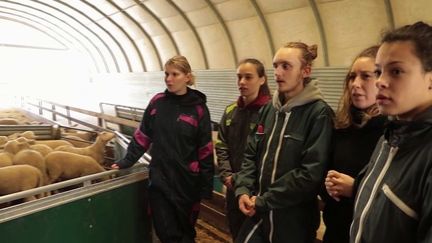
[
  {"x1": 164, "y1": 87, "x2": 207, "y2": 106},
  {"x1": 237, "y1": 89, "x2": 271, "y2": 110},
  {"x1": 272, "y1": 79, "x2": 324, "y2": 112}
]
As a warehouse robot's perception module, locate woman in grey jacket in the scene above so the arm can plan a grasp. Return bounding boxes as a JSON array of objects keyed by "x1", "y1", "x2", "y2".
[
  {"x1": 348, "y1": 21, "x2": 432, "y2": 243},
  {"x1": 234, "y1": 42, "x2": 334, "y2": 243}
]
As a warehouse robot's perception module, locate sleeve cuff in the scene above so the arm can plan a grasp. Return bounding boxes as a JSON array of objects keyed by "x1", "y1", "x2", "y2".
[{"x1": 254, "y1": 196, "x2": 269, "y2": 212}]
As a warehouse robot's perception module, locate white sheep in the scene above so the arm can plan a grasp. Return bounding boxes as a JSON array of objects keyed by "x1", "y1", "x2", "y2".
[
  {"x1": 35, "y1": 140, "x2": 74, "y2": 149},
  {"x1": 0, "y1": 164, "x2": 44, "y2": 201},
  {"x1": 55, "y1": 131, "x2": 115, "y2": 164},
  {"x1": 45, "y1": 151, "x2": 105, "y2": 184},
  {"x1": 8, "y1": 131, "x2": 36, "y2": 140},
  {"x1": 0, "y1": 136, "x2": 8, "y2": 147},
  {"x1": 29, "y1": 144, "x2": 53, "y2": 157},
  {"x1": 12, "y1": 149, "x2": 48, "y2": 185},
  {"x1": 0, "y1": 118, "x2": 20, "y2": 125},
  {"x1": 4, "y1": 139, "x2": 31, "y2": 154},
  {"x1": 62, "y1": 135, "x2": 91, "y2": 148},
  {"x1": 62, "y1": 129, "x2": 94, "y2": 141},
  {"x1": 0, "y1": 152, "x2": 13, "y2": 167}
]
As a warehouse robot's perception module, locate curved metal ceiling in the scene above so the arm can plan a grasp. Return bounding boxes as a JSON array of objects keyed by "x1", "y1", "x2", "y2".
[{"x1": 0, "y1": 0, "x2": 431, "y2": 74}]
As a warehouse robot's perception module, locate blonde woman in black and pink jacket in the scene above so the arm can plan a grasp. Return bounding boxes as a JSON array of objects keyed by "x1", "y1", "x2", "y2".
[{"x1": 112, "y1": 55, "x2": 214, "y2": 243}]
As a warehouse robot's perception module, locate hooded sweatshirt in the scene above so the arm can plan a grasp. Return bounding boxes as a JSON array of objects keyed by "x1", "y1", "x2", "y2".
[
  {"x1": 119, "y1": 87, "x2": 214, "y2": 202},
  {"x1": 234, "y1": 80, "x2": 334, "y2": 242}
]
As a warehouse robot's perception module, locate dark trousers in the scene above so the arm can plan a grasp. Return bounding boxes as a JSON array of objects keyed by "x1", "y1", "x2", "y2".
[
  {"x1": 149, "y1": 187, "x2": 200, "y2": 243},
  {"x1": 226, "y1": 188, "x2": 246, "y2": 240}
]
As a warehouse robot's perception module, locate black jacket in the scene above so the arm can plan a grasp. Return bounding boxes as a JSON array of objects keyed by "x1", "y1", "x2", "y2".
[
  {"x1": 322, "y1": 113, "x2": 386, "y2": 243},
  {"x1": 350, "y1": 108, "x2": 432, "y2": 243},
  {"x1": 119, "y1": 88, "x2": 214, "y2": 202},
  {"x1": 215, "y1": 92, "x2": 270, "y2": 182}
]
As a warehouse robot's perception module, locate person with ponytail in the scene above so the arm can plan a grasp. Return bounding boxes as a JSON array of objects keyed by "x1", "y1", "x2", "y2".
[
  {"x1": 215, "y1": 58, "x2": 271, "y2": 240},
  {"x1": 234, "y1": 42, "x2": 334, "y2": 243}
]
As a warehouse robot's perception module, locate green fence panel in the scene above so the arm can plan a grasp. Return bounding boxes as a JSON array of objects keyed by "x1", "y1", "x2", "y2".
[{"x1": 0, "y1": 179, "x2": 151, "y2": 243}]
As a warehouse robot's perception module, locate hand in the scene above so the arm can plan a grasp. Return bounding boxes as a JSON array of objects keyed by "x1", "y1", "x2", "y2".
[
  {"x1": 111, "y1": 163, "x2": 120, "y2": 169},
  {"x1": 238, "y1": 194, "x2": 256, "y2": 217},
  {"x1": 325, "y1": 170, "x2": 354, "y2": 201},
  {"x1": 224, "y1": 176, "x2": 233, "y2": 189}
]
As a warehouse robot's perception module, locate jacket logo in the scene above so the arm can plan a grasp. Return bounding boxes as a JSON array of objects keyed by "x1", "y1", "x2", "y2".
[{"x1": 256, "y1": 124, "x2": 264, "y2": 134}]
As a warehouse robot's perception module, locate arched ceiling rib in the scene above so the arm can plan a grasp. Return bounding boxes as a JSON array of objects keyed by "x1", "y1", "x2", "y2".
[
  {"x1": 50, "y1": 0, "x2": 121, "y2": 72},
  {"x1": 384, "y1": 0, "x2": 395, "y2": 30},
  {"x1": 250, "y1": 0, "x2": 275, "y2": 56},
  {"x1": 1, "y1": 0, "x2": 432, "y2": 74},
  {"x1": 109, "y1": 0, "x2": 163, "y2": 70},
  {"x1": 0, "y1": 5, "x2": 101, "y2": 73},
  {"x1": 83, "y1": 0, "x2": 143, "y2": 72},
  {"x1": 204, "y1": 0, "x2": 237, "y2": 66},
  {"x1": 0, "y1": 15, "x2": 66, "y2": 50},
  {"x1": 166, "y1": 0, "x2": 209, "y2": 69},
  {"x1": 133, "y1": 0, "x2": 180, "y2": 59},
  {"x1": 309, "y1": 0, "x2": 329, "y2": 66}
]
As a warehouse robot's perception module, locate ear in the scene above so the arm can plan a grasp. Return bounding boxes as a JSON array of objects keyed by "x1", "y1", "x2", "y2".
[
  {"x1": 186, "y1": 73, "x2": 192, "y2": 83},
  {"x1": 259, "y1": 76, "x2": 265, "y2": 86},
  {"x1": 427, "y1": 71, "x2": 432, "y2": 90},
  {"x1": 302, "y1": 65, "x2": 312, "y2": 78}
]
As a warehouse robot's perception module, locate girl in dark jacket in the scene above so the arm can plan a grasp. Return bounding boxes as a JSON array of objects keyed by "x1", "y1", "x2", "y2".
[
  {"x1": 328, "y1": 21, "x2": 432, "y2": 243},
  {"x1": 112, "y1": 55, "x2": 214, "y2": 243},
  {"x1": 216, "y1": 58, "x2": 271, "y2": 240},
  {"x1": 323, "y1": 45, "x2": 386, "y2": 243}
]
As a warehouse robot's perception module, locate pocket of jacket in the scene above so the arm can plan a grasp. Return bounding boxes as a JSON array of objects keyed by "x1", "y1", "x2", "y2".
[
  {"x1": 283, "y1": 133, "x2": 304, "y2": 142},
  {"x1": 382, "y1": 184, "x2": 418, "y2": 220}
]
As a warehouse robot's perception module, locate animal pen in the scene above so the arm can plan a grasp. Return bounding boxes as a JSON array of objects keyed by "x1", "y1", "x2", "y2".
[{"x1": 0, "y1": 99, "x2": 152, "y2": 243}]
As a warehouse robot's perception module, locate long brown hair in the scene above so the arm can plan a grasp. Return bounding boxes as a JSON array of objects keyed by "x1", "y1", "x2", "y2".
[
  {"x1": 237, "y1": 58, "x2": 271, "y2": 96},
  {"x1": 334, "y1": 45, "x2": 380, "y2": 129}
]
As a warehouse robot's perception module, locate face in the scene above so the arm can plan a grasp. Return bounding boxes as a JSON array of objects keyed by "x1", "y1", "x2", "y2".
[
  {"x1": 273, "y1": 47, "x2": 311, "y2": 99},
  {"x1": 348, "y1": 57, "x2": 378, "y2": 109},
  {"x1": 375, "y1": 41, "x2": 432, "y2": 120},
  {"x1": 164, "y1": 65, "x2": 190, "y2": 95},
  {"x1": 237, "y1": 63, "x2": 265, "y2": 101}
]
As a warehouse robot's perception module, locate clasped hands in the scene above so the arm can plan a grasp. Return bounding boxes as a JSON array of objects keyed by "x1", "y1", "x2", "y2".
[
  {"x1": 238, "y1": 194, "x2": 257, "y2": 217},
  {"x1": 325, "y1": 170, "x2": 354, "y2": 201}
]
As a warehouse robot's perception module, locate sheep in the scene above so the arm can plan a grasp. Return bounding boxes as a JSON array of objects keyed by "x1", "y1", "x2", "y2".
[
  {"x1": 15, "y1": 137, "x2": 35, "y2": 145},
  {"x1": 0, "y1": 164, "x2": 44, "y2": 202},
  {"x1": 8, "y1": 131, "x2": 36, "y2": 140},
  {"x1": 62, "y1": 135, "x2": 92, "y2": 148},
  {"x1": 45, "y1": 151, "x2": 105, "y2": 184},
  {"x1": 0, "y1": 136, "x2": 8, "y2": 146},
  {"x1": 55, "y1": 131, "x2": 115, "y2": 164},
  {"x1": 0, "y1": 118, "x2": 20, "y2": 125},
  {"x1": 12, "y1": 149, "x2": 48, "y2": 185},
  {"x1": 29, "y1": 144, "x2": 53, "y2": 157},
  {"x1": 4, "y1": 139, "x2": 31, "y2": 154},
  {"x1": 0, "y1": 152, "x2": 13, "y2": 167},
  {"x1": 62, "y1": 129, "x2": 94, "y2": 141},
  {"x1": 35, "y1": 139, "x2": 74, "y2": 149}
]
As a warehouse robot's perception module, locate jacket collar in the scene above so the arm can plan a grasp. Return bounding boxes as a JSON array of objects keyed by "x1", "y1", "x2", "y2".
[
  {"x1": 272, "y1": 79, "x2": 324, "y2": 113},
  {"x1": 385, "y1": 106, "x2": 432, "y2": 147}
]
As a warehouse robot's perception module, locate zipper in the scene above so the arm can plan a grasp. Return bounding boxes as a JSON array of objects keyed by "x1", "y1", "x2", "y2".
[{"x1": 353, "y1": 145, "x2": 399, "y2": 243}]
